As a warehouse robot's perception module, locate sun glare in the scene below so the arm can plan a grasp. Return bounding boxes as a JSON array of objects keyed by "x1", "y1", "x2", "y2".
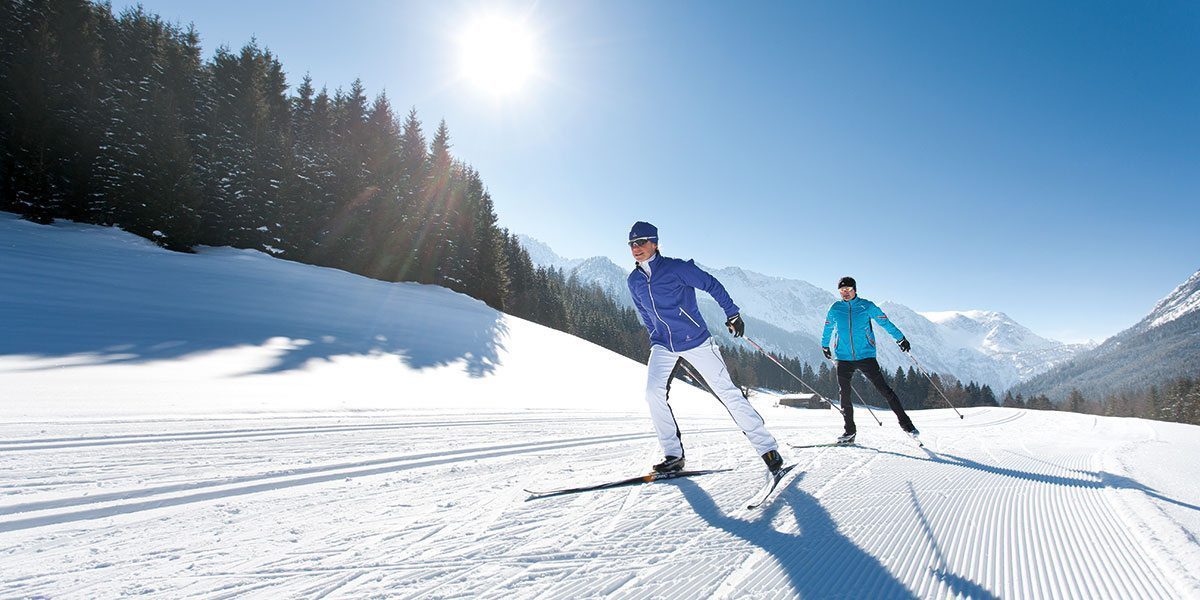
[{"x1": 458, "y1": 15, "x2": 538, "y2": 96}]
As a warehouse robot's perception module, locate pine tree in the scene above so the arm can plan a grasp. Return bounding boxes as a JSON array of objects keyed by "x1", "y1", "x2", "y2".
[
  {"x1": 1027, "y1": 394, "x2": 1054, "y2": 411},
  {"x1": 1067, "y1": 388, "x2": 1086, "y2": 413},
  {"x1": 459, "y1": 168, "x2": 508, "y2": 309},
  {"x1": 0, "y1": 0, "x2": 108, "y2": 223},
  {"x1": 290, "y1": 82, "x2": 338, "y2": 261},
  {"x1": 419, "y1": 119, "x2": 454, "y2": 285},
  {"x1": 980, "y1": 384, "x2": 998, "y2": 407},
  {"x1": 95, "y1": 9, "x2": 205, "y2": 249},
  {"x1": 390, "y1": 107, "x2": 428, "y2": 281},
  {"x1": 358, "y1": 92, "x2": 404, "y2": 278},
  {"x1": 202, "y1": 42, "x2": 289, "y2": 248}
]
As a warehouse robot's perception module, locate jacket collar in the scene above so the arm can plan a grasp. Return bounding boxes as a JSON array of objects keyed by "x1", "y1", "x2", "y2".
[{"x1": 634, "y1": 252, "x2": 660, "y2": 275}]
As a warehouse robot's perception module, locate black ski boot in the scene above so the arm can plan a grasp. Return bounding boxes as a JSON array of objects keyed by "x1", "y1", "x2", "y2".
[
  {"x1": 762, "y1": 449, "x2": 783, "y2": 473},
  {"x1": 653, "y1": 455, "x2": 685, "y2": 473},
  {"x1": 836, "y1": 431, "x2": 856, "y2": 445}
]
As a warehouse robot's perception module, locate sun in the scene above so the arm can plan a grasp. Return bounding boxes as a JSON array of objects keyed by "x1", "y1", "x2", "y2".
[{"x1": 458, "y1": 15, "x2": 538, "y2": 96}]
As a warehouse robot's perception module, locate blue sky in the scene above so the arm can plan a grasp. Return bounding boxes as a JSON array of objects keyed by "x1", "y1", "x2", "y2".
[{"x1": 118, "y1": 0, "x2": 1198, "y2": 343}]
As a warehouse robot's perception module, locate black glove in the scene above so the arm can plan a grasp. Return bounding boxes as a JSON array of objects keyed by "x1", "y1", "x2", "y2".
[
  {"x1": 897, "y1": 338, "x2": 911, "y2": 353},
  {"x1": 725, "y1": 314, "x2": 744, "y2": 338},
  {"x1": 822, "y1": 347, "x2": 832, "y2": 360}
]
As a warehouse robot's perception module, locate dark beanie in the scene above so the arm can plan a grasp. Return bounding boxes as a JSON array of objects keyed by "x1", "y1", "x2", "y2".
[
  {"x1": 837, "y1": 276, "x2": 857, "y2": 290},
  {"x1": 629, "y1": 221, "x2": 658, "y2": 242}
]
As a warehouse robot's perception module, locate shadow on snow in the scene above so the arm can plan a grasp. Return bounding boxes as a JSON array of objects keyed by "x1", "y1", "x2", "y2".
[
  {"x1": 1, "y1": 249, "x2": 508, "y2": 377},
  {"x1": 676, "y1": 474, "x2": 919, "y2": 598},
  {"x1": 882, "y1": 447, "x2": 1200, "y2": 513}
]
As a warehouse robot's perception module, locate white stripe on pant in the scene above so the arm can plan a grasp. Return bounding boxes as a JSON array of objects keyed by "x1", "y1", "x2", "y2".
[{"x1": 644, "y1": 338, "x2": 778, "y2": 458}]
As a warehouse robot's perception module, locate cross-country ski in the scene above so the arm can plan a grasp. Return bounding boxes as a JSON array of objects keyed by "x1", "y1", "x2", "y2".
[
  {"x1": 525, "y1": 469, "x2": 731, "y2": 499},
  {"x1": 789, "y1": 442, "x2": 857, "y2": 450},
  {"x1": 746, "y1": 464, "x2": 800, "y2": 510}
]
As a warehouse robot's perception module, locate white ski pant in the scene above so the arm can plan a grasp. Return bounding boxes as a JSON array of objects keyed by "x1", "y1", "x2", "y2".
[{"x1": 644, "y1": 339, "x2": 778, "y2": 458}]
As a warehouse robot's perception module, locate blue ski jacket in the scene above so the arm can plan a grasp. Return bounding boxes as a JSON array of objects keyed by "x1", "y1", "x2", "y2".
[
  {"x1": 821, "y1": 297, "x2": 905, "y2": 361},
  {"x1": 627, "y1": 254, "x2": 740, "y2": 352}
]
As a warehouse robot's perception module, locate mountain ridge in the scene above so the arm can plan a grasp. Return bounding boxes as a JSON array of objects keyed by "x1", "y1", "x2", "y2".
[
  {"x1": 516, "y1": 234, "x2": 1092, "y2": 391},
  {"x1": 1013, "y1": 267, "x2": 1200, "y2": 402}
]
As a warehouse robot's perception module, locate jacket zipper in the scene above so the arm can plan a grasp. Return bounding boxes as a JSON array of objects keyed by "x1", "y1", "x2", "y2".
[
  {"x1": 847, "y1": 299, "x2": 857, "y2": 360},
  {"x1": 642, "y1": 270, "x2": 673, "y2": 351},
  {"x1": 679, "y1": 307, "x2": 701, "y2": 328}
]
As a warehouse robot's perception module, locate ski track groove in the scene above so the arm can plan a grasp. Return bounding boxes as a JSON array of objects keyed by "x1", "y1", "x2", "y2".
[
  {"x1": 1, "y1": 410, "x2": 1193, "y2": 598},
  {"x1": 0, "y1": 415, "x2": 641, "y2": 451}
]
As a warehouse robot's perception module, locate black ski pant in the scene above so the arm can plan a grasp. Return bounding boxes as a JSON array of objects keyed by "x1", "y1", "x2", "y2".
[{"x1": 836, "y1": 357, "x2": 915, "y2": 434}]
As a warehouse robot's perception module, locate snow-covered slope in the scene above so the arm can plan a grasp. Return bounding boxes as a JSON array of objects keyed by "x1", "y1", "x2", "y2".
[
  {"x1": 3, "y1": 215, "x2": 1198, "y2": 598},
  {"x1": 1140, "y1": 269, "x2": 1200, "y2": 332},
  {"x1": 1015, "y1": 267, "x2": 1200, "y2": 402},
  {"x1": 517, "y1": 236, "x2": 1088, "y2": 391},
  {"x1": 0, "y1": 214, "x2": 692, "y2": 418}
]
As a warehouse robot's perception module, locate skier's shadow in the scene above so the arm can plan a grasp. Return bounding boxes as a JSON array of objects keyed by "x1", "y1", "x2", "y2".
[
  {"x1": 869, "y1": 447, "x2": 1199, "y2": 512},
  {"x1": 906, "y1": 482, "x2": 1000, "y2": 600},
  {"x1": 675, "y1": 474, "x2": 918, "y2": 598}
]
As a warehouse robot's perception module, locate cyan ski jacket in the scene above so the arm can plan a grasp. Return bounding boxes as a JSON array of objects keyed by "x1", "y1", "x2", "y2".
[
  {"x1": 821, "y1": 297, "x2": 905, "y2": 360},
  {"x1": 628, "y1": 254, "x2": 739, "y2": 352}
]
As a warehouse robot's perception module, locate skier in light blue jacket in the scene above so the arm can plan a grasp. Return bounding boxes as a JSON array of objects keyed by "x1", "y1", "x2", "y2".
[
  {"x1": 821, "y1": 276, "x2": 919, "y2": 445},
  {"x1": 626, "y1": 221, "x2": 782, "y2": 475}
]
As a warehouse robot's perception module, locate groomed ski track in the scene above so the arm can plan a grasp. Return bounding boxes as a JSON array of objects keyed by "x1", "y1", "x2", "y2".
[{"x1": 2, "y1": 406, "x2": 1196, "y2": 599}]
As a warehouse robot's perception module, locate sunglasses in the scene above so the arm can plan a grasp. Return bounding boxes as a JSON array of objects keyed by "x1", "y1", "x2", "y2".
[{"x1": 628, "y1": 238, "x2": 655, "y2": 248}]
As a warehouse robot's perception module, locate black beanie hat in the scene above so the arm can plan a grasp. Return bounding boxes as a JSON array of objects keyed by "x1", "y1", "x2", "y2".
[{"x1": 837, "y1": 276, "x2": 857, "y2": 290}]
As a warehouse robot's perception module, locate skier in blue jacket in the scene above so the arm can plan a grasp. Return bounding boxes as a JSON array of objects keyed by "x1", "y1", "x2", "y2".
[
  {"x1": 626, "y1": 221, "x2": 782, "y2": 474},
  {"x1": 821, "y1": 276, "x2": 919, "y2": 444}
]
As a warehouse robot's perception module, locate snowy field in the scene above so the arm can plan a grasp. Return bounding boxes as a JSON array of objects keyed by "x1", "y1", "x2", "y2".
[{"x1": 3, "y1": 214, "x2": 1199, "y2": 598}]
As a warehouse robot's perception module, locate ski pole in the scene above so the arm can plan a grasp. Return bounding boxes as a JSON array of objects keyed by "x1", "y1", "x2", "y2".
[
  {"x1": 905, "y1": 352, "x2": 964, "y2": 419},
  {"x1": 829, "y1": 357, "x2": 883, "y2": 426},
  {"x1": 741, "y1": 336, "x2": 844, "y2": 417},
  {"x1": 677, "y1": 358, "x2": 767, "y2": 413},
  {"x1": 676, "y1": 360, "x2": 716, "y2": 397}
]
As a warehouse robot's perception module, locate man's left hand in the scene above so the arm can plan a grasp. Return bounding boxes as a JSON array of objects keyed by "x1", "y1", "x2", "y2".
[
  {"x1": 726, "y1": 314, "x2": 745, "y2": 338},
  {"x1": 897, "y1": 338, "x2": 911, "y2": 352}
]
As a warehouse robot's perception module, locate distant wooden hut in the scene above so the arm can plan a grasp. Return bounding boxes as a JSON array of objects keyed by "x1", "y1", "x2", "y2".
[{"x1": 777, "y1": 393, "x2": 823, "y2": 409}]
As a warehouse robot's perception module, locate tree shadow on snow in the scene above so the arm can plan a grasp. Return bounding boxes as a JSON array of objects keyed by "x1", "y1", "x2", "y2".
[
  {"x1": 1, "y1": 266, "x2": 508, "y2": 378},
  {"x1": 675, "y1": 474, "x2": 916, "y2": 598}
]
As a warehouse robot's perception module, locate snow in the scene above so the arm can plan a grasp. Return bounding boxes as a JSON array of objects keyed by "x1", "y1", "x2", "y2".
[
  {"x1": 2, "y1": 213, "x2": 1199, "y2": 598},
  {"x1": 1144, "y1": 269, "x2": 1200, "y2": 331}
]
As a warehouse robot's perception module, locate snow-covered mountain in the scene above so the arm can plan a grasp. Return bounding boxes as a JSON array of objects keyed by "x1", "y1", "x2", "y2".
[
  {"x1": 1137, "y1": 269, "x2": 1200, "y2": 333},
  {"x1": 1015, "y1": 268, "x2": 1200, "y2": 402},
  {"x1": 517, "y1": 235, "x2": 1089, "y2": 391},
  {"x1": 921, "y1": 309, "x2": 1096, "y2": 381},
  {"x1": 4, "y1": 214, "x2": 1199, "y2": 597}
]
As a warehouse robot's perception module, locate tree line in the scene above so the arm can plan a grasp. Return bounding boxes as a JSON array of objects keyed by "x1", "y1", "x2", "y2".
[
  {"x1": 998, "y1": 378, "x2": 1200, "y2": 426},
  {"x1": 706, "y1": 344, "x2": 1000, "y2": 411},
  {"x1": 0, "y1": 0, "x2": 657, "y2": 361},
  {"x1": 2, "y1": 1, "x2": 506, "y2": 303}
]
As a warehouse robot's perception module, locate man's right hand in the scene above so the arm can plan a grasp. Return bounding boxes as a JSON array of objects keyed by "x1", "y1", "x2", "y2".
[
  {"x1": 725, "y1": 314, "x2": 745, "y2": 338},
  {"x1": 822, "y1": 347, "x2": 832, "y2": 360}
]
